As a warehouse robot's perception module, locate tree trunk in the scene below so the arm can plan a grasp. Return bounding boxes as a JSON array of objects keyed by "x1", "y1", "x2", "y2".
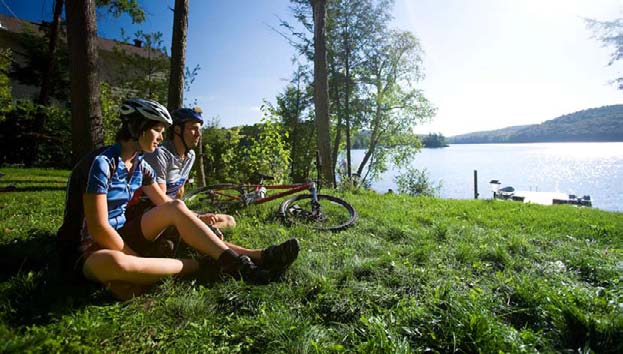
[
  {"x1": 65, "y1": 0, "x2": 103, "y2": 164},
  {"x1": 356, "y1": 92, "x2": 382, "y2": 178},
  {"x1": 311, "y1": 0, "x2": 334, "y2": 187},
  {"x1": 197, "y1": 136, "x2": 206, "y2": 187},
  {"x1": 39, "y1": 0, "x2": 63, "y2": 106},
  {"x1": 290, "y1": 83, "x2": 305, "y2": 182},
  {"x1": 344, "y1": 38, "x2": 352, "y2": 179},
  {"x1": 295, "y1": 90, "x2": 302, "y2": 180},
  {"x1": 329, "y1": 60, "x2": 342, "y2": 186},
  {"x1": 331, "y1": 115, "x2": 342, "y2": 183},
  {"x1": 167, "y1": 0, "x2": 188, "y2": 111},
  {"x1": 356, "y1": 133, "x2": 377, "y2": 178}
]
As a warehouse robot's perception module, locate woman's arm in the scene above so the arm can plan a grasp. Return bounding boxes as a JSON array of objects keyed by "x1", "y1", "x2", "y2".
[
  {"x1": 142, "y1": 183, "x2": 172, "y2": 206},
  {"x1": 83, "y1": 193, "x2": 137, "y2": 255}
]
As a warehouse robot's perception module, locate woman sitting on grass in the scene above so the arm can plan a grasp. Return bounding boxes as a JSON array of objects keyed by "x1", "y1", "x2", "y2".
[{"x1": 61, "y1": 98, "x2": 299, "y2": 300}]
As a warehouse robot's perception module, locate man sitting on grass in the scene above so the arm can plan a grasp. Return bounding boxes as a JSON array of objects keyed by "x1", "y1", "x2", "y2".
[
  {"x1": 127, "y1": 106, "x2": 298, "y2": 274},
  {"x1": 127, "y1": 107, "x2": 234, "y2": 237}
]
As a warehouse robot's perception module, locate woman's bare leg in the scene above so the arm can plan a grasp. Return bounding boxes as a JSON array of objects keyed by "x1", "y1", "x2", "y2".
[
  {"x1": 140, "y1": 200, "x2": 228, "y2": 259},
  {"x1": 83, "y1": 249, "x2": 198, "y2": 285},
  {"x1": 141, "y1": 201, "x2": 260, "y2": 260}
]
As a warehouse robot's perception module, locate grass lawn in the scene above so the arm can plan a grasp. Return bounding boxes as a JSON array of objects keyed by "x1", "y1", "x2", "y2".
[{"x1": 1, "y1": 167, "x2": 622, "y2": 353}]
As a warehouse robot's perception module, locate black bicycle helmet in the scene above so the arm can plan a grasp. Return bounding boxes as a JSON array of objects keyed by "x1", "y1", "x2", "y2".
[
  {"x1": 171, "y1": 107, "x2": 204, "y2": 154},
  {"x1": 120, "y1": 98, "x2": 172, "y2": 139},
  {"x1": 172, "y1": 107, "x2": 204, "y2": 126}
]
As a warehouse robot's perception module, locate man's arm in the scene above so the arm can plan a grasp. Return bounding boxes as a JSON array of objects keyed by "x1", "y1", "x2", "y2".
[
  {"x1": 197, "y1": 213, "x2": 236, "y2": 229},
  {"x1": 176, "y1": 183, "x2": 185, "y2": 199},
  {"x1": 175, "y1": 150, "x2": 195, "y2": 199}
]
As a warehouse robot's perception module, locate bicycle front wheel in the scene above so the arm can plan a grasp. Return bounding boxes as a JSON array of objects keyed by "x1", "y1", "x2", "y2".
[{"x1": 279, "y1": 194, "x2": 357, "y2": 231}]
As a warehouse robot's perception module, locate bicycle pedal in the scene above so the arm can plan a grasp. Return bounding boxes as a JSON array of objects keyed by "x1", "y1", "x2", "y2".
[{"x1": 288, "y1": 205, "x2": 302, "y2": 213}]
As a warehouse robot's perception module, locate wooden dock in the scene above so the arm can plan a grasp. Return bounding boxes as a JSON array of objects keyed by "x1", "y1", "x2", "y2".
[{"x1": 496, "y1": 190, "x2": 592, "y2": 207}]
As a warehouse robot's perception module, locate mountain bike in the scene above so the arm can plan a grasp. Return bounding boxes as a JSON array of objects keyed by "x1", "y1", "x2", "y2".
[{"x1": 183, "y1": 173, "x2": 357, "y2": 231}]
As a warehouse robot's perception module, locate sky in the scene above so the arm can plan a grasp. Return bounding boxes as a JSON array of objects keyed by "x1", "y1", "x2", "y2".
[{"x1": 0, "y1": 0, "x2": 621, "y2": 136}]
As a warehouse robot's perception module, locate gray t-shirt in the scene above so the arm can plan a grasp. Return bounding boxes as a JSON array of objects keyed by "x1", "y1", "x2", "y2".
[{"x1": 143, "y1": 141, "x2": 195, "y2": 199}]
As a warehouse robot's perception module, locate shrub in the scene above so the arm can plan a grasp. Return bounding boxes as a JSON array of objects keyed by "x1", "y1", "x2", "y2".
[
  {"x1": 200, "y1": 118, "x2": 291, "y2": 184},
  {"x1": 100, "y1": 82, "x2": 123, "y2": 145},
  {"x1": 394, "y1": 167, "x2": 441, "y2": 197},
  {"x1": 0, "y1": 48, "x2": 13, "y2": 119},
  {"x1": 0, "y1": 100, "x2": 71, "y2": 168}
]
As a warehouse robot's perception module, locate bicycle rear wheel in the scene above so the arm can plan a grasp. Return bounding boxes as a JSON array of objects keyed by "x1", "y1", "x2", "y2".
[
  {"x1": 184, "y1": 184, "x2": 242, "y2": 212},
  {"x1": 279, "y1": 194, "x2": 357, "y2": 231}
]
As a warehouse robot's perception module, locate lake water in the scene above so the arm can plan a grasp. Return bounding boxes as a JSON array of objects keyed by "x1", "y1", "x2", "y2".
[{"x1": 350, "y1": 143, "x2": 623, "y2": 212}]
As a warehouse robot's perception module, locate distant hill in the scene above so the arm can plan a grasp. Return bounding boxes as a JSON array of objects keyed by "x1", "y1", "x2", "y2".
[
  {"x1": 449, "y1": 105, "x2": 623, "y2": 144},
  {"x1": 351, "y1": 130, "x2": 449, "y2": 149}
]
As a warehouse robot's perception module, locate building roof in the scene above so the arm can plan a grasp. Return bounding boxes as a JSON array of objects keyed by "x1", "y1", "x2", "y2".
[{"x1": 0, "y1": 13, "x2": 166, "y2": 58}]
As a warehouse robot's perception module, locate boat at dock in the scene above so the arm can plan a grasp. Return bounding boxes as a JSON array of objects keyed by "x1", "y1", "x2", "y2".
[{"x1": 489, "y1": 180, "x2": 592, "y2": 207}]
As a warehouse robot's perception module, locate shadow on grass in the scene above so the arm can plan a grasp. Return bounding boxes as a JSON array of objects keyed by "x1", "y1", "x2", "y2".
[
  {"x1": 0, "y1": 185, "x2": 66, "y2": 193},
  {"x1": 561, "y1": 306, "x2": 623, "y2": 354},
  {"x1": 0, "y1": 230, "x2": 116, "y2": 328},
  {"x1": 0, "y1": 179, "x2": 67, "y2": 184}
]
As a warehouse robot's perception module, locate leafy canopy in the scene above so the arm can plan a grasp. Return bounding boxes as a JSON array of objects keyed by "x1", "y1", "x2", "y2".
[{"x1": 586, "y1": 17, "x2": 623, "y2": 89}]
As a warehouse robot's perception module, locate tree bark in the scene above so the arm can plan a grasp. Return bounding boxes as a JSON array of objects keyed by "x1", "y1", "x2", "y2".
[
  {"x1": 329, "y1": 60, "x2": 342, "y2": 186},
  {"x1": 331, "y1": 115, "x2": 342, "y2": 183},
  {"x1": 290, "y1": 78, "x2": 305, "y2": 182},
  {"x1": 344, "y1": 32, "x2": 352, "y2": 179},
  {"x1": 197, "y1": 136, "x2": 206, "y2": 187},
  {"x1": 167, "y1": 0, "x2": 188, "y2": 111},
  {"x1": 356, "y1": 83, "x2": 383, "y2": 178},
  {"x1": 311, "y1": 0, "x2": 334, "y2": 187},
  {"x1": 39, "y1": 0, "x2": 63, "y2": 106},
  {"x1": 65, "y1": 0, "x2": 103, "y2": 164},
  {"x1": 356, "y1": 131, "x2": 377, "y2": 178}
]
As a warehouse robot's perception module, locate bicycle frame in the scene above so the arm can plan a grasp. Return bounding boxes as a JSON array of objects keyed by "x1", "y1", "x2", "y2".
[
  {"x1": 186, "y1": 175, "x2": 356, "y2": 231},
  {"x1": 207, "y1": 179, "x2": 318, "y2": 206}
]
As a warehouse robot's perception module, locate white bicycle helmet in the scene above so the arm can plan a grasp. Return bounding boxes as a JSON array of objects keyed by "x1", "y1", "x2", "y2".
[{"x1": 120, "y1": 98, "x2": 172, "y2": 139}]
